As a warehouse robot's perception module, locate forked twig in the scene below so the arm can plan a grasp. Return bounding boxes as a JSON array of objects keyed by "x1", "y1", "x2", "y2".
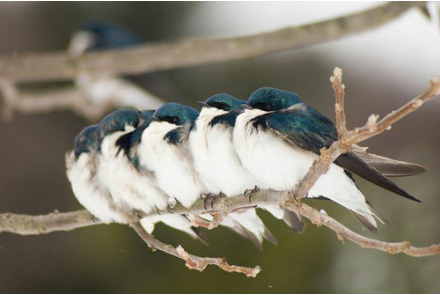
[
  {"x1": 131, "y1": 222, "x2": 260, "y2": 277},
  {"x1": 286, "y1": 200, "x2": 440, "y2": 257}
]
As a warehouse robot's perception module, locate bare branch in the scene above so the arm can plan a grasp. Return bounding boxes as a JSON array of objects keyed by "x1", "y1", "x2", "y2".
[
  {"x1": 285, "y1": 201, "x2": 440, "y2": 257},
  {"x1": 131, "y1": 222, "x2": 261, "y2": 277},
  {"x1": 2, "y1": 189, "x2": 439, "y2": 258},
  {"x1": 330, "y1": 67, "x2": 347, "y2": 135},
  {"x1": 345, "y1": 77, "x2": 440, "y2": 144},
  {"x1": 0, "y1": 210, "x2": 100, "y2": 235},
  {"x1": 0, "y1": 84, "x2": 111, "y2": 121},
  {"x1": 0, "y1": 2, "x2": 422, "y2": 83},
  {"x1": 0, "y1": 76, "x2": 166, "y2": 121}
]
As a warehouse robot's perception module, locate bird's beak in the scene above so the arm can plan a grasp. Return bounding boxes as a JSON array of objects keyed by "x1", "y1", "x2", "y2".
[
  {"x1": 198, "y1": 101, "x2": 209, "y2": 108},
  {"x1": 241, "y1": 104, "x2": 253, "y2": 110}
]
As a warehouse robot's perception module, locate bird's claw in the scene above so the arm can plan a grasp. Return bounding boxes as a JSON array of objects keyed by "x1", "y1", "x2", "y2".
[
  {"x1": 244, "y1": 186, "x2": 260, "y2": 203},
  {"x1": 202, "y1": 192, "x2": 225, "y2": 210}
]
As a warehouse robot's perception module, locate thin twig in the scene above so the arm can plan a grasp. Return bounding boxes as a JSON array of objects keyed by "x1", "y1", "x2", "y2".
[
  {"x1": 131, "y1": 222, "x2": 261, "y2": 277},
  {"x1": 285, "y1": 201, "x2": 440, "y2": 257},
  {"x1": 345, "y1": 77, "x2": 440, "y2": 144},
  {"x1": 0, "y1": 2, "x2": 423, "y2": 83},
  {"x1": 330, "y1": 67, "x2": 347, "y2": 136}
]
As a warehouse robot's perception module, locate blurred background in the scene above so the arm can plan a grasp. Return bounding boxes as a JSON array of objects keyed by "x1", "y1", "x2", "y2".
[{"x1": 1, "y1": 2, "x2": 440, "y2": 293}]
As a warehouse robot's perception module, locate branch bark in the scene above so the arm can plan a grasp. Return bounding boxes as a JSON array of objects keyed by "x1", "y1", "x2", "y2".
[{"x1": 0, "y1": 2, "x2": 423, "y2": 83}]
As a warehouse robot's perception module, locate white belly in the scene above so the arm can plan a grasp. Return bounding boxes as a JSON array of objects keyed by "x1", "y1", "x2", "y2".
[
  {"x1": 139, "y1": 123, "x2": 202, "y2": 208},
  {"x1": 66, "y1": 152, "x2": 127, "y2": 223}
]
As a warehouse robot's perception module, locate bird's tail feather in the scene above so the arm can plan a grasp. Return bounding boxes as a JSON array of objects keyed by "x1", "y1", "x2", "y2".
[{"x1": 352, "y1": 145, "x2": 427, "y2": 177}]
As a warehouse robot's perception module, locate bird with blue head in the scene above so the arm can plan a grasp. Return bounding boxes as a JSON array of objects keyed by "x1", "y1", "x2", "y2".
[
  {"x1": 233, "y1": 87, "x2": 423, "y2": 232},
  {"x1": 66, "y1": 124, "x2": 134, "y2": 224},
  {"x1": 136, "y1": 103, "x2": 201, "y2": 209},
  {"x1": 189, "y1": 94, "x2": 278, "y2": 248}
]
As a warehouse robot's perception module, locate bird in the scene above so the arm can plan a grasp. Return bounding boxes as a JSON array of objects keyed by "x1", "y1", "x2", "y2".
[
  {"x1": 136, "y1": 103, "x2": 202, "y2": 209},
  {"x1": 67, "y1": 21, "x2": 164, "y2": 112},
  {"x1": 65, "y1": 124, "x2": 135, "y2": 224},
  {"x1": 189, "y1": 94, "x2": 278, "y2": 247},
  {"x1": 233, "y1": 87, "x2": 424, "y2": 232},
  {"x1": 67, "y1": 20, "x2": 141, "y2": 56},
  {"x1": 96, "y1": 108, "x2": 203, "y2": 239},
  {"x1": 192, "y1": 94, "x2": 305, "y2": 235}
]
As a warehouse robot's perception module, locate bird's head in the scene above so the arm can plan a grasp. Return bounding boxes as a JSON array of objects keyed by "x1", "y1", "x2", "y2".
[
  {"x1": 98, "y1": 109, "x2": 140, "y2": 138},
  {"x1": 73, "y1": 125, "x2": 101, "y2": 159},
  {"x1": 247, "y1": 87, "x2": 304, "y2": 111},
  {"x1": 152, "y1": 103, "x2": 199, "y2": 126},
  {"x1": 199, "y1": 94, "x2": 246, "y2": 111}
]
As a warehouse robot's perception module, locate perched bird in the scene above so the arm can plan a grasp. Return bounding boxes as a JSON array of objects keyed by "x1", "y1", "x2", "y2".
[
  {"x1": 97, "y1": 109, "x2": 165, "y2": 217},
  {"x1": 190, "y1": 94, "x2": 278, "y2": 247},
  {"x1": 67, "y1": 20, "x2": 141, "y2": 56},
  {"x1": 65, "y1": 125, "x2": 134, "y2": 224},
  {"x1": 67, "y1": 21, "x2": 163, "y2": 111},
  {"x1": 137, "y1": 103, "x2": 202, "y2": 209},
  {"x1": 192, "y1": 94, "x2": 305, "y2": 235},
  {"x1": 233, "y1": 87, "x2": 423, "y2": 232}
]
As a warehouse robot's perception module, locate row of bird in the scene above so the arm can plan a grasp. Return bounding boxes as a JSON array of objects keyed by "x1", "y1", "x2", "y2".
[{"x1": 66, "y1": 87, "x2": 425, "y2": 248}]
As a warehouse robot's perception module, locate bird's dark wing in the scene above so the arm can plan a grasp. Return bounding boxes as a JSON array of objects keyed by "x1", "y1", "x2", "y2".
[
  {"x1": 250, "y1": 104, "x2": 337, "y2": 153},
  {"x1": 209, "y1": 110, "x2": 242, "y2": 128},
  {"x1": 251, "y1": 105, "x2": 420, "y2": 202}
]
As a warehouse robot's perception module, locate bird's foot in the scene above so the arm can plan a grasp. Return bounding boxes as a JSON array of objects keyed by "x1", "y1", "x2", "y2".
[
  {"x1": 244, "y1": 186, "x2": 260, "y2": 203},
  {"x1": 202, "y1": 192, "x2": 225, "y2": 210}
]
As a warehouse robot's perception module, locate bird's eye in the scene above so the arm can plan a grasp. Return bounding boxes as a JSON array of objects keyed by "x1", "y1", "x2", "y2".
[
  {"x1": 253, "y1": 102, "x2": 273, "y2": 111},
  {"x1": 209, "y1": 101, "x2": 230, "y2": 111},
  {"x1": 162, "y1": 115, "x2": 180, "y2": 125}
]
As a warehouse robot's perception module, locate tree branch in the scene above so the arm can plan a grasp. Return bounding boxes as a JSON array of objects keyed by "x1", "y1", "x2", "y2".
[
  {"x1": 0, "y1": 82, "x2": 112, "y2": 121},
  {"x1": 0, "y1": 210, "x2": 100, "y2": 235},
  {"x1": 131, "y1": 222, "x2": 260, "y2": 277},
  {"x1": 0, "y1": 2, "x2": 423, "y2": 83}
]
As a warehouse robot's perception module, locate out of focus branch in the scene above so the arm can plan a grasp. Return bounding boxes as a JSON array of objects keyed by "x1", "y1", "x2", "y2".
[
  {"x1": 0, "y1": 2, "x2": 423, "y2": 83},
  {"x1": 0, "y1": 75, "x2": 165, "y2": 121},
  {"x1": 0, "y1": 81, "x2": 111, "y2": 121}
]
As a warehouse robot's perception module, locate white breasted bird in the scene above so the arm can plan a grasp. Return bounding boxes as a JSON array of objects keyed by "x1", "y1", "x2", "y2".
[
  {"x1": 66, "y1": 124, "x2": 134, "y2": 223},
  {"x1": 233, "y1": 87, "x2": 424, "y2": 232},
  {"x1": 190, "y1": 94, "x2": 280, "y2": 248}
]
